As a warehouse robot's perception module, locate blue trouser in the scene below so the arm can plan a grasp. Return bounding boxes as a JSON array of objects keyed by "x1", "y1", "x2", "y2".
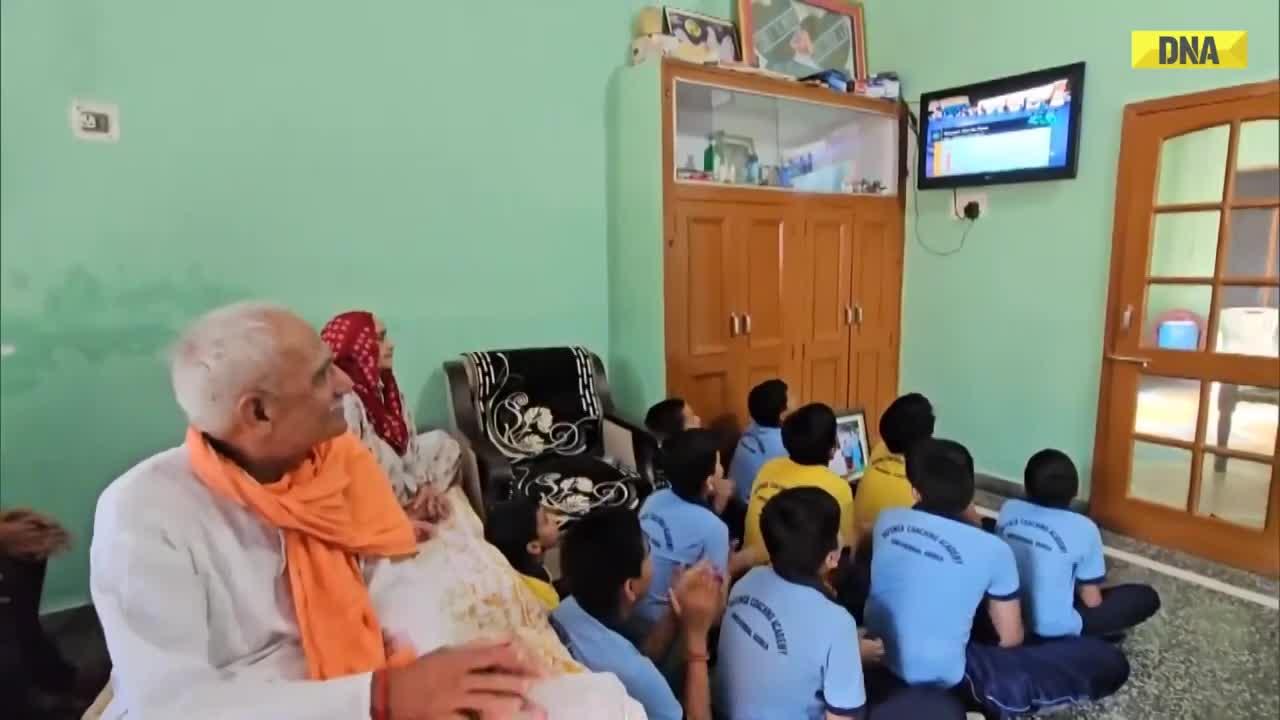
[
  {"x1": 961, "y1": 635, "x2": 1130, "y2": 718},
  {"x1": 1078, "y1": 583, "x2": 1161, "y2": 637}
]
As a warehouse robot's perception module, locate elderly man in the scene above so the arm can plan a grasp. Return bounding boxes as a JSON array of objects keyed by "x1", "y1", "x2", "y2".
[{"x1": 91, "y1": 303, "x2": 630, "y2": 720}]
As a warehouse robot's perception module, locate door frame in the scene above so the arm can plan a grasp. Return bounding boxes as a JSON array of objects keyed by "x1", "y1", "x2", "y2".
[{"x1": 1091, "y1": 79, "x2": 1280, "y2": 576}]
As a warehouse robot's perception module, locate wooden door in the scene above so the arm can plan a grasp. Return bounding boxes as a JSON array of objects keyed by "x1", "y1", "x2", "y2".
[
  {"x1": 801, "y1": 206, "x2": 856, "y2": 408},
  {"x1": 1093, "y1": 81, "x2": 1279, "y2": 575},
  {"x1": 735, "y1": 204, "x2": 797, "y2": 423},
  {"x1": 849, "y1": 201, "x2": 904, "y2": 444},
  {"x1": 666, "y1": 201, "x2": 741, "y2": 429}
]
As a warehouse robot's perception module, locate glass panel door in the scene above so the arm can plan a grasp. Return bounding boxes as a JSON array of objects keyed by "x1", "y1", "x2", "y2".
[{"x1": 1096, "y1": 85, "x2": 1279, "y2": 575}]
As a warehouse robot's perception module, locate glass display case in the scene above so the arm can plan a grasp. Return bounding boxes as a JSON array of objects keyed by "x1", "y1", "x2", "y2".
[{"x1": 672, "y1": 79, "x2": 898, "y2": 196}]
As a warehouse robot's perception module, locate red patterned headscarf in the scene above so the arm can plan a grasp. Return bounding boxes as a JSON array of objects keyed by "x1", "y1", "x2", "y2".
[{"x1": 320, "y1": 311, "x2": 410, "y2": 455}]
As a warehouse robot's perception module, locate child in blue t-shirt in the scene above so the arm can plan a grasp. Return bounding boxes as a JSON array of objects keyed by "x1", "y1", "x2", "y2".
[
  {"x1": 718, "y1": 487, "x2": 967, "y2": 720},
  {"x1": 865, "y1": 439, "x2": 1131, "y2": 717},
  {"x1": 550, "y1": 508, "x2": 723, "y2": 720},
  {"x1": 998, "y1": 449, "x2": 1161, "y2": 639},
  {"x1": 714, "y1": 486, "x2": 867, "y2": 720},
  {"x1": 634, "y1": 429, "x2": 733, "y2": 634},
  {"x1": 727, "y1": 379, "x2": 789, "y2": 503}
]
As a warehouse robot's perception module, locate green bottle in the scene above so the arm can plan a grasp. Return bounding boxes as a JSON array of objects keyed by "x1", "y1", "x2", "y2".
[{"x1": 703, "y1": 135, "x2": 717, "y2": 173}]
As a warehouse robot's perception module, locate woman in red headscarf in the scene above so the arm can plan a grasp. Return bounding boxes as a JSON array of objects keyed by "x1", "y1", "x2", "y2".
[
  {"x1": 320, "y1": 310, "x2": 614, "y2": 681},
  {"x1": 320, "y1": 311, "x2": 459, "y2": 537}
]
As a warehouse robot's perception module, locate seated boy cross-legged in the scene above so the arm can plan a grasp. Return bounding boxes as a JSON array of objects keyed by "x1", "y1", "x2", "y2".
[
  {"x1": 744, "y1": 403, "x2": 857, "y2": 565},
  {"x1": 997, "y1": 449, "x2": 1161, "y2": 639},
  {"x1": 551, "y1": 507, "x2": 722, "y2": 720},
  {"x1": 865, "y1": 439, "x2": 1130, "y2": 718},
  {"x1": 633, "y1": 429, "x2": 759, "y2": 638},
  {"x1": 717, "y1": 487, "x2": 967, "y2": 720}
]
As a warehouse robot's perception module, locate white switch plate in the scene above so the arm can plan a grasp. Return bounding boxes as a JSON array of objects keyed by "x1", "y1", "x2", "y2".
[
  {"x1": 952, "y1": 191, "x2": 988, "y2": 220},
  {"x1": 70, "y1": 99, "x2": 120, "y2": 142}
]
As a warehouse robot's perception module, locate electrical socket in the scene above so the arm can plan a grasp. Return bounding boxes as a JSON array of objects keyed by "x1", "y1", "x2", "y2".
[
  {"x1": 70, "y1": 99, "x2": 120, "y2": 142},
  {"x1": 952, "y1": 191, "x2": 988, "y2": 220}
]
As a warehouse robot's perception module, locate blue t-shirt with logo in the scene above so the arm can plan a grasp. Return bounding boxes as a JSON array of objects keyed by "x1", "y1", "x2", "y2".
[
  {"x1": 728, "y1": 423, "x2": 787, "y2": 502},
  {"x1": 865, "y1": 507, "x2": 1020, "y2": 687},
  {"x1": 634, "y1": 488, "x2": 731, "y2": 632},
  {"x1": 996, "y1": 498, "x2": 1107, "y2": 638},
  {"x1": 550, "y1": 596, "x2": 682, "y2": 720},
  {"x1": 715, "y1": 567, "x2": 866, "y2": 720}
]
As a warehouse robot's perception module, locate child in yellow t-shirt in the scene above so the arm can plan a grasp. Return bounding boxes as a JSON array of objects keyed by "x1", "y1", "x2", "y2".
[
  {"x1": 853, "y1": 393, "x2": 935, "y2": 540},
  {"x1": 743, "y1": 403, "x2": 856, "y2": 563},
  {"x1": 485, "y1": 498, "x2": 562, "y2": 609}
]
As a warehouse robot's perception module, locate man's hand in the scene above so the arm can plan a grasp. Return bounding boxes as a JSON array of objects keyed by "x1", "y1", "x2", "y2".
[
  {"x1": 0, "y1": 509, "x2": 70, "y2": 559},
  {"x1": 384, "y1": 638, "x2": 545, "y2": 720},
  {"x1": 670, "y1": 561, "x2": 723, "y2": 640}
]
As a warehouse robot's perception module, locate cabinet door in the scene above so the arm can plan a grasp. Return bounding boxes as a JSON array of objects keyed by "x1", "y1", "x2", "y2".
[
  {"x1": 849, "y1": 202, "x2": 904, "y2": 443},
  {"x1": 800, "y1": 207, "x2": 855, "y2": 408},
  {"x1": 736, "y1": 204, "x2": 797, "y2": 424},
  {"x1": 667, "y1": 201, "x2": 740, "y2": 428}
]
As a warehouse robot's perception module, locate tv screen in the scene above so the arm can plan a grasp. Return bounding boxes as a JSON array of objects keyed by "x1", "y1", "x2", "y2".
[{"x1": 917, "y1": 62, "x2": 1085, "y2": 189}]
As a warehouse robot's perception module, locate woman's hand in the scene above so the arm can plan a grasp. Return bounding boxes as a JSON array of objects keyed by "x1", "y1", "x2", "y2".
[{"x1": 406, "y1": 486, "x2": 452, "y2": 541}]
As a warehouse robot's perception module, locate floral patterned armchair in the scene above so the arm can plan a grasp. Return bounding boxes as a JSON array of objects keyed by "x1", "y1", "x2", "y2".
[{"x1": 444, "y1": 347, "x2": 658, "y2": 519}]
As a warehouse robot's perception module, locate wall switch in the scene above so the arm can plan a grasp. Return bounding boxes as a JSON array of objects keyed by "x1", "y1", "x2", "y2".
[
  {"x1": 71, "y1": 99, "x2": 120, "y2": 142},
  {"x1": 952, "y1": 191, "x2": 988, "y2": 220}
]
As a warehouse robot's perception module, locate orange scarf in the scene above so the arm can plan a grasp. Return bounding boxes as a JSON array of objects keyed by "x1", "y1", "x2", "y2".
[{"x1": 186, "y1": 428, "x2": 417, "y2": 680}]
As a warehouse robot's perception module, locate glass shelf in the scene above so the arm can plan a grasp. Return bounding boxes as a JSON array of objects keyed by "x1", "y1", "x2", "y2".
[{"x1": 673, "y1": 79, "x2": 898, "y2": 196}]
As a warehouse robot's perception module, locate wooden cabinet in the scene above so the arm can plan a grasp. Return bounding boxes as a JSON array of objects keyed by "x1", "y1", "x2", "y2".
[
  {"x1": 666, "y1": 194, "x2": 903, "y2": 437},
  {"x1": 604, "y1": 59, "x2": 903, "y2": 441}
]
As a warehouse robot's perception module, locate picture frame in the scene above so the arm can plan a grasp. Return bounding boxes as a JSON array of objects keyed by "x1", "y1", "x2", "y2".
[
  {"x1": 828, "y1": 408, "x2": 871, "y2": 482},
  {"x1": 663, "y1": 7, "x2": 741, "y2": 64},
  {"x1": 736, "y1": 0, "x2": 868, "y2": 81}
]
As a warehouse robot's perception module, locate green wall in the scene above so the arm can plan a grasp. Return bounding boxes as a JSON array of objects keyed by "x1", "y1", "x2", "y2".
[
  {"x1": 866, "y1": 0, "x2": 1279, "y2": 490},
  {"x1": 0, "y1": 0, "x2": 725, "y2": 610}
]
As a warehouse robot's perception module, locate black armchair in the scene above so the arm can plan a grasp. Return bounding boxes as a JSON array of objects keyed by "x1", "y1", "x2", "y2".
[{"x1": 444, "y1": 347, "x2": 659, "y2": 519}]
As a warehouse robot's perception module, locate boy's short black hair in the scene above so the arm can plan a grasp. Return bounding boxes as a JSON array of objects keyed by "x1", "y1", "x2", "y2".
[
  {"x1": 905, "y1": 438, "x2": 975, "y2": 515},
  {"x1": 645, "y1": 398, "x2": 688, "y2": 439},
  {"x1": 560, "y1": 508, "x2": 646, "y2": 620},
  {"x1": 781, "y1": 403, "x2": 837, "y2": 466},
  {"x1": 1025, "y1": 449, "x2": 1079, "y2": 509},
  {"x1": 762, "y1": 487, "x2": 840, "y2": 584},
  {"x1": 748, "y1": 379, "x2": 788, "y2": 428},
  {"x1": 659, "y1": 429, "x2": 720, "y2": 503},
  {"x1": 483, "y1": 498, "x2": 540, "y2": 576},
  {"x1": 879, "y1": 393, "x2": 936, "y2": 455}
]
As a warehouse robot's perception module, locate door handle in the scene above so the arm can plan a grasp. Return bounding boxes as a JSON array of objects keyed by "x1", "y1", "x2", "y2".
[
  {"x1": 1120, "y1": 304, "x2": 1134, "y2": 332},
  {"x1": 743, "y1": 313, "x2": 753, "y2": 335},
  {"x1": 854, "y1": 304, "x2": 864, "y2": 326},
  {"x1": 1105, "y1": 354, "x2": 1151, "y2": 368},
  {"x1": 844, "y1": 305, "x2": 854, "y2": 326},
  {"x1": 730, "y1": 313, "x2": 740, "y2": 337}
]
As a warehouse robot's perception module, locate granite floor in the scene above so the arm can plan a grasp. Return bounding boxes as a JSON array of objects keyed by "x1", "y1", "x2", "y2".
[{"x1": 975, "y1": 491, "x2": 1280, "y2": 719}]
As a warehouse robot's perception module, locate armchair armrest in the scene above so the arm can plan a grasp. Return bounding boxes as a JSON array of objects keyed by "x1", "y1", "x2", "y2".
[
  {"x1": 444, "y1": 358, "x2": 518, "y2": 511},
  {"x1": 603, "y1": 412, "x2": 659, "y2": 487}
]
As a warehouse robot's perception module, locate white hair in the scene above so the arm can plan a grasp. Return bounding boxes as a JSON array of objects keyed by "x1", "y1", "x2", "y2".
[{"x1": 169, "y1": 301, "x2": 292, "y2": 434}]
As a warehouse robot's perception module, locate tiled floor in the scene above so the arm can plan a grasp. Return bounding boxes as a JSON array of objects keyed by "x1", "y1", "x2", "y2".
[
  {"x1": 975, "y1": 491, "x2": 1280, "y2": 719},
  {"x1": 33, "y1": 497, "x2": 1280, "y2": 720}
]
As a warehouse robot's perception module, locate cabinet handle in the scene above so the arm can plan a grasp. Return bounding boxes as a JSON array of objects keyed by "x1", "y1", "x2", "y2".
[
  {"x1": 743, "y1": 313, "x2": 753, "y2": 335},
  {"x1": 730, "y1": 313, "x2": 740, "y2": 337},
  {"x1": 844, "y1": 305, "x2": 854, "y2": 326},
  {"x1": 854, "y1": 305, "x2": 865, "y2": 326}
]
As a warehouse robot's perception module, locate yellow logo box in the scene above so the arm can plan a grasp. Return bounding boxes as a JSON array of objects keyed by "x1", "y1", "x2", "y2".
[{"x1": 1132, "y1": 31, "x2": 1247, "y2": 68}]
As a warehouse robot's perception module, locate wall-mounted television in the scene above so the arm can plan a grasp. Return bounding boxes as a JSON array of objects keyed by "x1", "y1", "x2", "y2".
[{"x1": 917, "y1": 62, "x2": 1086, "y2": 189}]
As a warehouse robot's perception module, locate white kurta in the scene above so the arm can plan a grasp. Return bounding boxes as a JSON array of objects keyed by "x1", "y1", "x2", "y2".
[
  {"x1": 339, "y1": 393, "x2": 456, "y2": 504},
  {"x1": 91, "y1": 444, "x2": 648, "y2": 720}
]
